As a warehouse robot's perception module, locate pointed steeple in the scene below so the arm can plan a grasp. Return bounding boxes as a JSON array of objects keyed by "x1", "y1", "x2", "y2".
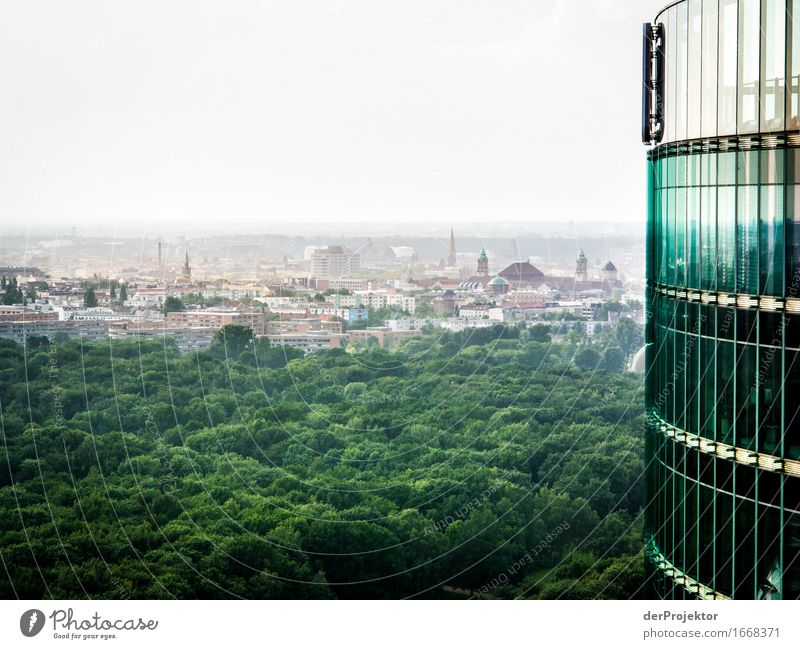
[{"x1": 448, "y1": 228, "x2": 457, "y2": 266}]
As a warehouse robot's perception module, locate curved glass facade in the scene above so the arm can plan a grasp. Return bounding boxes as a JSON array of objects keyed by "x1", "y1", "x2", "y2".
[
  {"x1": 646, "y1": 0, "x2": 800, "y2": 599},
  {"x1": 657, "y1": 0, "x2": 800, "y2": 144}
]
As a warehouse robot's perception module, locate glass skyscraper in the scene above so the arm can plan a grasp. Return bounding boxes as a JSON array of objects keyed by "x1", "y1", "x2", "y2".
[{"x1": 643, "y1": 0, "x2": 800, "y2": 599}]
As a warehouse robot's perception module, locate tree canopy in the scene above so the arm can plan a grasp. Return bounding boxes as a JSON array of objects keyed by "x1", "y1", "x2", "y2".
[{"x1": 0, "y1": 326, "x2": 645, "y2": 599}]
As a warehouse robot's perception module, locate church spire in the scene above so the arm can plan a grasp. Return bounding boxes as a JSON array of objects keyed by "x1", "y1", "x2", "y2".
[{"x1": 448, "y1": 228, "x2": 457, "y2": 267}]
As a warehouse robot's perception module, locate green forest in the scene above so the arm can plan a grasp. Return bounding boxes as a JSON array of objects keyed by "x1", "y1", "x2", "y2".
[{"x1": 0, "y1": 324, "x2": 646, "y2": 599}]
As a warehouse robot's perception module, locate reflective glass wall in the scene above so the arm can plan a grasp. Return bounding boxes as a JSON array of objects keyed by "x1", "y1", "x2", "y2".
[
  {"x1": 659, "y1": 0, "x2": 800, "y2": 143},
  {"x1": 646, "y1": 0, "x2": 800, "y2": 600}
]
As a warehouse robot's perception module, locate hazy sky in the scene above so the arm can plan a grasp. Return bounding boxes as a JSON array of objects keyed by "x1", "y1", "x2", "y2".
[{"x1": 0, "y1": 0, "x2": 659, "y2": 230}]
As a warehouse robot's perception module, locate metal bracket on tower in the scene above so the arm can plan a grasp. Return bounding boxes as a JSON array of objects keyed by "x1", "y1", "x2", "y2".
[{"x1": 642, "y1": 22, "x2": 665, "y2": 145}]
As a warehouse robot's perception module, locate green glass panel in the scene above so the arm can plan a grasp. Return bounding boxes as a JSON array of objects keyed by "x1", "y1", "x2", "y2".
[
  {"x1": 699, "y1": 333, "x2": 716, "y2": 438},
  {"x1": 701, "y1": 151, "x2": 717, "y2": 186},
  {"x1": 718, "y1": 151, "x2": 736, "y2": 185},
  {"x1": 701, "y1": 186, "x2": 718, "y2": 290},
  {"x1": 760, "y1": 184, "x2": 784, "y2": 295},
  {"x1": 648, "y1": 160, "x2": 656, "y2": 283},
  {"x1": 676, "y1": 188, "x2": 687, "y2": 286},
  {"x1": 735, "y1": 342, "x2": 757, "y2": 450},
  {"x1": 737, "y1": 185, "x2": 759, "y2": 293},
  {"x1": 737, "y1": 150, "x2": 760, "y2": 185},
  {"x1": 688, "y1": 153, "x2": 701, "y2": 186},
  {"x1": 667, "y1": 188, "x2": 677, "y2": 285},
  {"x1": 717, "y1": 340, "x2": 736, "y2": 445},
  {"x1": 718, "y1": 187, "x2": 736, "y2": 291},
  {"x1": 760, "y1": 148, "x2": 784, "y2": 185},
  {"x1": 676, "y1": 155, "x2": 687, "y2": 188},
  {"x1": 787, "y1": 185, "x2": 800, "y2": 294},
  {"x1": 733, "y1": 472, "x2": 757, "y2": 597},
  {"x1": 715, "y1": 462, "x2": 734, "y2": 595},
  {"x1": 787, "y1": 350, "x2": 800, "y2": 460},
  {"x1": 758, "y1": 330, "x2": 783, "y2": 455},
  {"x1": 688, "y1": 187, "x2": 701, "y2": 287}
]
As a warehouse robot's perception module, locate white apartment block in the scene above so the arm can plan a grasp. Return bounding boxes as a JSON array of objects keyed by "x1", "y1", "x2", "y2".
[
  {"x1": 311, "y1": 246, "x2": 360, "y2": 278},
  {"x1": 325, "y1": 291, "x2": 416, "y2": 314}
]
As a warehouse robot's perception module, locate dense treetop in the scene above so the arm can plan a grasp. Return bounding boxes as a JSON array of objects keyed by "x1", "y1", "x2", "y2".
[{"x1": 0, "y1": 323, "x2": 645, "y2": 599}]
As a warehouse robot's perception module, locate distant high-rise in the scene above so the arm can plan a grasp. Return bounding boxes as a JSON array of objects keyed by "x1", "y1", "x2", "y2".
[
  {"x1": 311, "y1": 245, "x2": 360, "y2": 278},
  {"x1": 182, "y1": 252, "x2": 191, "y2": 280},
  {"x1": 448, "y1": 228, "x2": 457, "y2": 267},
  {"x1": 158, "y1": 241, "x2": 162, "y2": 275},
  {"x1": 642, "y1": 0, "x2": 800, "y2": 600}
]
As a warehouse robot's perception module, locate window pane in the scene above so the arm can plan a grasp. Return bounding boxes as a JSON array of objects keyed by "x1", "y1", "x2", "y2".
[
  {"x1": 676, "y1": 188, "x2": 687, "y2": 286},
  {"x1": 676, "y1": 2, "x2": 689, "y2": 141},
  {"x1": 760, "y1": 184, "x2": 785, "y2": 295},
  {"x1": 686, "y1": 327, "x2": 700, "y2": 433},
  {"x1": 666, "y1": 7, "x2": 677, "y2": 142},
  {"x1": 717, "y1": 341, "x2": 736, "y2": 445},
  {"x1": 715, "y1": 465, "x2": 734, "y2": 595},
  {"x1": 737, "y1": 184, "x2": 759, "y2": 294},
  {"x1": 789, "y1": 0, "x2": 800, "y2": 129},
  {"x1": 718, "y1": 186, "x2": 737, "y2": 292},
  {"x1": 718, "y1": 150, "x2": 736, "y2": 185},
  {"x1": 762, "y1": 0, "x2": 787, "y2": 131},
  {"x1": 737, "y1": 149, "x2": 759, "y2": 185},
  {"x1": 758, "y1": 335, "x2": 783, "y2": 455},
  {"x1": 719, "y1": 0, "x2": 739, "y2": 135},
  {"x1": 675, "y1": 329, "x2": 687, "y2": 429},
  {"x1": 787, "y1": 350, "x2": 800, "y2": 460},
  {"x1": 733, "y1": 475, "x2": 757, "y2": 598},
  {"x1": 699, "y1": 333, "x2": 716, "y2": 438},
  {"x1": 697, "y1": 469, "x2": 715, "y2": 585},
  {"x1": 701, "y1": 149, "x2": 718, "y2": 186},
  {"x1": 787, "y1": 184, "x2": 800, "y2": 294},
  {"x1": 761, "y1": 148, "x2": 785, "y2": 185},
  {"x1": 677, "y1": 154, "x2": 687, "y2": 188},
  {"x1": 648, "y1": 163, "x2": 657, "y2": 283},
  {"x1": 701, "y1": 185, "x2": 718, "y2": 290},
  {"x1": 688, "y1": 152, "x2": 701, "y2": 186},
  {"x1": 667, "y1": 188, "x2": 677, "y2": 285},
  {"x1": 688, "y1": 0, "x2": 702, "y2": 138},
  {"x1": 660, "y1": 188, "x2": 670, "y2": 283},
  {"x1": 688, "y1": 187, "x2": 701, "y2": 287},
  {"x1": 736, "y1": 342, "x2": 757, "y2": 450},
  {"x1": 738, "y1": 0, "x2": 760, "y2": 133},
  {"x1": 702, "y1": 0, "x2": 719, "y2": 137}
]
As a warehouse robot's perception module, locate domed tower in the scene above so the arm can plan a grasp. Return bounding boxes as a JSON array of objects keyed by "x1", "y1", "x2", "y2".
[
  {"x1": 575, "y1": 249, "x2": 588, "y2": 281},
  {"x1": 602, "y1": 260, "x2": 617, "y2": 282},
  {"x1": 487, "y1": 276, "x2": 509, "y2": 295},
  {"x1": 477, "y1": 248, "x2": 489, "y2": 276}
]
